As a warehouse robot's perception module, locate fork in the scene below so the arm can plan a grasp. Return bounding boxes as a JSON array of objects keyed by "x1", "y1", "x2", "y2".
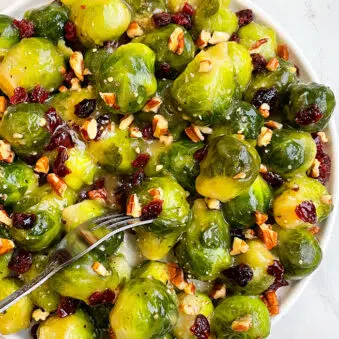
[{"x1": 0, "y1": 213, "x2": 153, "y2": 314}]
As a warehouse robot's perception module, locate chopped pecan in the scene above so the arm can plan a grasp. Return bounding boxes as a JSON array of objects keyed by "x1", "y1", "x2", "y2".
[
  {"x1": 257, "y1": 127, "x2": 273, "y2": 147},
  {"x1": 126, "y1": 194, "x2": 142, "y2": 218},
  {"x1": 197, "y1": 126, "x2": 213, "y2": 134},
  {"x1": 184, "y1": 282, "x2": 196, "y2": 295},
  {"x1": 32, "y1": 309, "x2": 50, "y2": 322},
  {"x1": 257, "y1": 224, "x2": 278, "y2": 250},
  {"x1": 159, "y1": 135, "x2": 173, "y2": 145},
  {"x1": 266, "y1": 57, "x2": 280, "y2": 71},
  {"x1": 92, "y1": 261, "x2": 110, "y2": 276},
  {"x1": 260, "y1": 164, "x2": 268, "y2": 173},
  {"x1": 208, "y1": 31, "x2": 230, "y2": 44},
  {"x1": 81, "y1": 118, "x2": 98, "y2": 141},
  {"x1": 209, "y1": 282, "x2": 226, "y2": 299},
  {"x1": 167, "y1": 262, "x2": 188, "y2": 290},
  {"x1": 0, "y1": 238, "x2": 15, "y2": 255},
  {"x1": 88, "y1": 188, "x2": 108, "y2": 204},
  {"x1": 100, "y1": 92, "x2": 118, "y2": 109},
  {"x1": 262, "y1": 290, "x2": 279, "y2": 316},
  {"x1": 185, "y1": 124, "x2": 204, "y2": 143},
  {"x1": 148, "y1": 188, "x2": 164, "y2": 201},
  {"x1": 168, "y1": 27, "x2": 185, "y2": 55},
  {"x1": 309, "y1": 225, "x2": 321, "y2": 235},
  {"x1": 259, "y1": 103, "x2": 270, "y2": 118},
  {"x1": 250, "y1": 38, "x2": 268, "y2": 51},
  {"x1": 0, "y1": 140, "x2": 15, "y2": 163},
  {"x1": 231, "y1": 314, "x2": 253, "y2": 332},
  {"x1": 127, "y1": 21, "x2": 144, "y2": 38},
  {"x1": 230, "y1": 237, "x2": 249, "y2": 255},
  {"x1": 47, "y1": 173, "x2": 67, "y2": 197},
  {"x1": 199, "y1": 59, "x2": 213, "y2": 73},
  {"x1": 244, "y1": 229, "x2": 257, "y2": 239},
  {"x1": 70, "y1": 51, "x2": 85, "y2": 81},
  {"x1": 277, "y1": 44, "x2": 289, "y2": 60},
  {"x1": 264, "y1": 120, "x2": 283, "y2": 130},
  {"x1": 205, "y1": 198, "x2": 221, "y2": 210},
  {"x1": 317, "y1": 131, "x2": 328, "y2": 143},
  {"x1": 196, "y1": 30, "x2": 211, "y2": 49},
  {"x1": 143, "y1": 97, "x2": 163, "y2": 113},
  {"x1": 309, "y1": 159, "x2": 321, "y2": 178},
  {"x1": 34, "y1": 156, "x2": 50, "y2": 174},
  {"x1": 0, "y1": 209, "x2": 12, "y2": 227},
  {"x1": 0, "y1": 96, "x2": 7, "y2": 116},
  {"x1": 129, "y1": 127, "x2": 143, "y2": 138},
  {"x1": 119, "y1": 114, "x2": 135, "y2": 131},
  {"x1": 255, "y1": 211, "x2": 269, "y2": 226},
  {"x1": 233, "y1": 172, "x2": 246, "y2": 180},
  {"x1": 153, "y1": 114, "x2": 169, "y2": 138},
  {"x1": 70, "y1": 78, "x2": 81, "y2": 91},
  {"x1": 59, "y1": 85, "x2": 68, "y2": 93}
]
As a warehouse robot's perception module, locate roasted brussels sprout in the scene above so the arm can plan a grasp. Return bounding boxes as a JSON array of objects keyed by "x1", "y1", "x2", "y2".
[
  {"x1": 259, "y1": 129, "x2": 317, "y2": 178},
  {"x1": 273, "y1": 175, "x2": 333, "y2": 229},
  {"x1": 223, "y1": 176, "x2": 272, "y2": 229},
  {"x1": 132, "y1": 261, "x2": 170, "y2": 284},
  {"x1": 171, "y1": 42, "x2": 236, "y2": 125},
  {"x1": 110, "y1": 278, "x2": 178, "y2": 339},
  {"x1": 0, "y1": 229, "x2": 12, "y2": 279},
  {"x1": 282, "y1": 82, "x2": 336, "y2": 132},
  {"x1": 24, "y1": 2, "x2": 70, "y2": 41},
  {"x1": 0, "y1": 103, "x2": 50, "y2": 158},
  {"x1": 211, "y1": 295, "x2": 271, "y2": 339},
  {"x1": 176, "y1": 199, "x2": 232, "y2": 280},
  {"x1": 70, "y1": 0, "x2": 131, "y2": 47},
  {"x1": 0, "y1": 38, "x2": 65, "y2": 97},
  {"x1": 97, "y1": 43, "x2": 157, "y2": 114},
  {"x1": 274, "y1": 226, "x2": 322, "y2": 280},
  {"x1": 196, "y1": 135, "x2": 260, "y2": 202},
  {"x1": 0, "y1": 161, "x2": 38, "y2": 206},
  {"x1": 37, "y1": 309, "x2": 95, "y2": 339},
  {"x1": 0, "y1": 14, "x2": 20, "y2": 58},
  {"x1": 167, "y1": 0, "x2": 200, "y2": 12},
  {"x1": 0, "y1": 278, "x2": 33, "y2": 335}
]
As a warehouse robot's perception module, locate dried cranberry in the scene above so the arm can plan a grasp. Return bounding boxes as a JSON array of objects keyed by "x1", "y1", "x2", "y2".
[
  {"x1": 317, "y1": 153, "x2": 331, "y2": 185},
  {"x1": 190, "y1": 314, "x2": 210, "y2": 339},
  {"x1": 193, "y1": 146, "x2": 208, "y2": 162},
  {"x1": 29, "y1": 85, "x2": 49, "y2": 103},
  {"x1": 251, "y1": 53, "x2": 267, "y2": 73},
  {"x1": 11, "y1": 213, "x2": 37, "y2": 230},
  {"x1": 46, "y1": 126, "x2": 75, "y2": 151},
  {"x1": 93, "y1": 178, "x2": 105, "y2": 190},
  {"x1": 45, "y1": 108, "x2": 63, "y2": 133},
  {"x1": 313, "y1": 134, "x2": 325, "y2": 156},
  {"x1": 251, "y1": 87, "x2": 278, "y2": 109},
  {"x1": 131, "y1": 169, "x2": 146, "y2": 187},
  {"x1": 10, "y1": 87, "x2": 29, "y2": 105},
  {"x1": 230, "y1": 228, "x2": 245, "y2": 240},
  {"x1": 236, "y1": 9, "x2": 254, "y2": 27},
  {"x1": 74, "y1": 99, "x2": 96, "y2": 118},
  {"x1": 156, "y1": 62, "x2": 172, "y2": 79},
  {"x1": 229, "y1": 32, "x2": 240, "y2": 43},
  {"x1": 261, "y1": 171, "x2": 284, "y2": 188},
  {"x1": 64, "y1": 69, "x2": 76, "y2": 87},
  {"x1": 182, "y1": 2, "x2": 195, "y2": 16},
  {"x1": 295, "y1": 200, "x2": 317, "y2": 224},
  {"x1": 13, "y1": 19, "x2": 35, "y2": 38},
  {"x1": 96, "y1": 114, "x2": 110, "y2": 140},
  {"x1": 223, "y1": 264, "x2": 253, "y2": 287},
  {"x1": 171, "y1": 12, "x2": 192, "y2": 30},
  {"x1": 131, "y1": 153, "x2": 150, "y2": 168},
  {"x1": 38, "y1": 173, "x2": 48, "y2": 186},
  {"x1": 267, "y1": 260, "x2": 289, "y2": 291},
  {"x1": 64, "y1": 21, "x2": 77, "y2": 41},
  {"x1": 88, "y1": 289, "x2": 116, "y2": 306},
  {"x1": 295, "y1": 104, "x2": 323, "y2": 126},
  {"x1": 152, "y1": 12, "x2": 172, "y2": 27},
  {"x1": 141, "y1": 200, "x2": 163, "y2": 220},
  {"x1": 141, "y1": 124, "x2": 154, "y2": 139},
  {"x1": 8, "y1": 248, "x2": 33, "y2": 274},
  {"x1": 57, "y1": 297, "x2": 79, "y2": 318},
  {"x1": 53, "y1": 147, "x2": 71, "y2": 177}
]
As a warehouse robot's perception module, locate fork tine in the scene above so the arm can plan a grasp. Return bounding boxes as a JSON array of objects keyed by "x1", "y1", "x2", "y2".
[{"x1": 91, "y1": 214, "x2": 132, "y2": 231}]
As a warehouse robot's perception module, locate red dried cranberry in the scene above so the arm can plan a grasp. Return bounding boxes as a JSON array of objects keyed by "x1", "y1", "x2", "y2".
[
  {"x1": 156, "y1": 62, "x2": 172, "y2": 78},
  {"x1": 190, "y1": 314, "x2": 210, "y2": 339},
  {"x1": 261, "y1": 171, "x2": 284, "y2": 188},
  {"x1": 45, "y1": 108, "x2": 63, "y2": 133},
  {"x1": 11, "y1": 213, "x2": 37, "y2": 230},
  {"x1": 29, "y1": 85, "x2": 49, "y2": 104},
  {"x1": 93, "y1": 178, "x2": 105, "y2": 190},
  {"x1": 171, "y1": 12, "x2": 192, "y2": 30},
  {"x1": 96, "y1": 114, "x2": 110, "y2": 140},
  {"x1": 64, "y1": 21, "x2": 77, "y2": 41},
  {"x1": 152, "y1": 12, "x2": 172, "y2": 27},
  {"x1": 182, "y1": 2, "x2": 195, "y2": 16},
  {"x1": 295, "y1": 104, "x2": 323, "y2": 126},
  {"x1": 131, "y1": 169, "x2": 146, "y2": 187},
  {"x1": 236, "y1": 9, "x2": 254, "y2": 27},
  {"x1": 229, "y1": 32, "x2": 240, "y2": 43},
  {"x1": 88, "y1": 289, "x2": 116, "y2": 305},
  {"x1": 295, "y1": 200, "x2": 317, "y2": 224},
  {"x1": 46, "y1": 126, "x2": 75, "y2": 151},
  {"x1": 10, "y1": 87, "x2": 29, "y2": 105},
  {"x1": 141, "y1": 124, "x2": 154, "y2": 139},
  {"x1": 13, "y1": 19, "x2": 35, "y2": 38},
  {"x1": 74, "y1": 99, "x2": 96, "y2": 118},
  {"x1": 251, "y1": 53, "x2": 267, "y2": 73},
  {"x1": 141, "y1": 200, "x2": 163, "y2": 220},
  {"x1": 64, "y1": 69, "x2": 76, "y2": 87},
  {"x1": 57, "y1": 297, "x2": 79, "y2": 318},
  {"x1": 267, "y1": 260, "x2": 289, "y2": 291},
  {"x1": 312, "y1": 134, "x2": 325, "y2": 156},
  {"x1": 317, "y1": 153, "x2": 331, "y2": 185},
  {"x1": 8, "y1": 248, "x2": 33, "y2": 274},
  {"x1": 251, "y1": 87, "x2": 278, "y2": 109},
  {"x1": 131, "y1": 153, "x2": 150, "y2": 168},
  {"x1": 53, "y1": 147, "x2": 71, "y2": 177},
  {"x1": 223, "y1": 264, "x2": 253, "y2": 287},
  {"x1": 37, "y1": 173, "x2": 48, "y2": 186},
  {"x1": 193, "y1": 146, "x2": 208, "y2": 162}
]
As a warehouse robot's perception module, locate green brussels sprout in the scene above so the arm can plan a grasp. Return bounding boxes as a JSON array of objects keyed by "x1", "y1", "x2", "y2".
[
  {"x1": 224, "y1": 240, "x2": 275, "y2": 295},
  {"x1": 97, "y1": 43, "x2": 157, "y2": 114},
  {"x1": 109, "y1": 255, "x2": 131, "y2": 285},
  {"x1": 0, "y1": 252, "x2": 11, "y2": 280},
  {"x1": 70, "y1": 0, "x2": 131, "y2": 47},
  {"x1": 133, "y1": 24, "x2": 196, "y2": 74},
  {"x1": 0, "y1": 38, "x2": 65, "y2": 97},
  {"x1": 0, "y1": 15, "x2": 20, "y2": 59},
  {"x1": 211, "y1": 296, "x2": 271, "y2": 339},
  {"x1": 132, "y1": 261, "x2": 170, "y2": 284},
  {"x1": 273, "y1": 175, "x2": 333, "y2": 229},
  {"x1": 22, "y1": 254, "x2": 60, "y2": 312},
  {"x1": 110, "y1": 278, "x2": 178, "y2": 339},
  {"x1": 0, "y1": 278, "x2": 33, "y2": 335},
  {"x1": 56, "y1": 38, "x2": 73, "y2": 58},
  {"x1": 167, "y1": 0, "x2": 201, "y2": 12},
  {"x1": 173, "y1": 292, "x2": 214, "y2": 339},
  {"x1": 176, "y1": 199, "x2": 232, "y2": 280},
  {"x1": 238, "y1": 22, "x2": 277, "y2": 60},
  {"x1": 24, "y1": 2, "x2": 70, "y2": 41},
  {"x1": 223, "y1": 176, "x2": 272, "y2": 229},
  {"x1": 37, "y1": 309, "x2": 95, "y2": 339},
  {"x1": 0, "y1": 103, "x2": 50, "y2": 158},
  {"x1": 0, "y1": 161, "x2": 38, "y2": 206},
  {"x1": 130, "y1": 176, "x2": 190, "y2": 235},
  {"x1": 274, "y1": 226, "x2": 322, "y2": 280},
  {"x1": 259, "y1": 129, "x2": 317, "y2": 178},
  {"x1": 282, "y1": 82, "x2": 336, "y2": 132},
  {"x1": 196, "y1": 135, "x2": 260, "y2": 202},
  {"x1": 171, "y1": 42, "x2": 236, "y2": 125}
]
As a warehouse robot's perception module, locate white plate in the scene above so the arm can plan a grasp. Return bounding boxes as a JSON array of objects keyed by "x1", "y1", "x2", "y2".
[{"x1": 1, "y1": 0, "x2": 338, "y2": 338}]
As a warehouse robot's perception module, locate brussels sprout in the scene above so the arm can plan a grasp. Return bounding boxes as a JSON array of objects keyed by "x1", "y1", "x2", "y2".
[
  {"x1": 0, "y1": 103, "x2": 50, "y2": 158},
  {"x1": 110, "y1": 278, "x2": 178, "y2": 339},
  {"x1": 132, "y1": 261, "x2": 170, "y2": 284},
  {"x1": 196, "y1": 135, "x2": 260, "y2": 202},
  {"x1": 0, "y1": 15, "x2": 20, "y2": 58},
  {"x1": 171, "y1": 42, "x2": 236, "y2": 125},
  {"x1": 0, "y1": 38, "x2": 65, "y2": 97},
  {"x1": 211, "y1": 295, "x2": 271, "y2": 339},
  {"x1": 238, "y1": 22, "x2": 277, "y2": 60},
  {"x1": 167, "y1": 0, "x2": 200, "y2": 13},
  {"x1": 274, "y1": 226, "x2": 322, "y2": 280},
  {"x1": 22, "y1": 254, "x2": 60, "y2": 312},
  {"x1": 97, "y1": 43, "x2": 157, "y2": 114},
  {"x1": 70, "y1": 0, "x2": 131, "y2": 47},
  {"x1": 109, "y1": 255, "x2": 131, "y2": 284},
  {"x1": 0, "y1": 252, "x2": 11, "y2": 280},
  {"x1": 37, "y1": 309, "x2": 95, "y2": 339},
  {"x1": 176, "y1": 199, "x2": 232, "y2": 280},
  {"x1": 223, "y1": 176, "x2": 272, "y2": 229},
  {"x1": 0, "y1": 161, "x2": 38, "y2": 206},
  {"x1": 282, "y1": 82, "x2": 336, "y2": 132},
  {"x1": 173, "y1": 292, "x2": 214, "y2": 339},
  {"x1": 130, "y1": 176, "x2": 190, "y2": 235},
  {"x1": 24, "y1": 2, "x2": 70, "y2": 41},
  {"x1": 273, "y1": 175, "x2": 333, "y2": 229},
  {"x1": 0, "y1": 278, "x2": 33, "y2": 335}
]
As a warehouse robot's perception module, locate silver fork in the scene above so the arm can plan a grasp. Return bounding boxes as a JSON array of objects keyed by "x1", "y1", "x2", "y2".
[{"x1": 0, "y1": 213, "x2": 153, "y2": 314}]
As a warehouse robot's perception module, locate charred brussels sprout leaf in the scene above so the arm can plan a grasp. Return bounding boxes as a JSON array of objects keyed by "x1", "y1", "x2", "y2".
[{"x1": 0, "y1": 15, "x2": 20, "y2": 58}]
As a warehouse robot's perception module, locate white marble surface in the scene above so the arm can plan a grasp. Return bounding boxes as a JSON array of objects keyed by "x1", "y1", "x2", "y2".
[{"x1": 0, "y1": 0, "x2": 339, "y2": 338}]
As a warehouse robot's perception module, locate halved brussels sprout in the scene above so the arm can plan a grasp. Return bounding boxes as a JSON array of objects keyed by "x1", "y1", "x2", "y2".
[
  {"x1": 282, "y1": 82, "x2": 336, "y2": 133},
  {"x1": 0, "y1": 103, "x2": 50, "y2": 158},
  {"x1": 196, "y1": 135, "x2": 260, "y2": 202},
  {"x1": 132, "y1": 261, "x2": 170, "y2": 284},
  {"x1": 70, "y1": 0, "x2": 131, "y2": 47},
  {"x1": 211, "y1": 295, "x2": 271, "y2": 339},
  {"x1": 223, "y1": 176, "x2": 272, "y2": 229},
  {"x1": 0, "y1": 14, "x2": 20, "y2": 59},
  {"x1": 176, "y1": 199, "x2": 232, "y2": 280},
  {"x1": 110, "y1": 278, "x2": 178, "y2": 339},
  {"x1": 167, "y1": 0, "x2": 200, "y2": 12},
  {"x1": 259, "y1": 129, "x2": 317, "y2": 178},
  {"x1": 0, "y1": 38, "x2": 65, "y2": 97}
]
